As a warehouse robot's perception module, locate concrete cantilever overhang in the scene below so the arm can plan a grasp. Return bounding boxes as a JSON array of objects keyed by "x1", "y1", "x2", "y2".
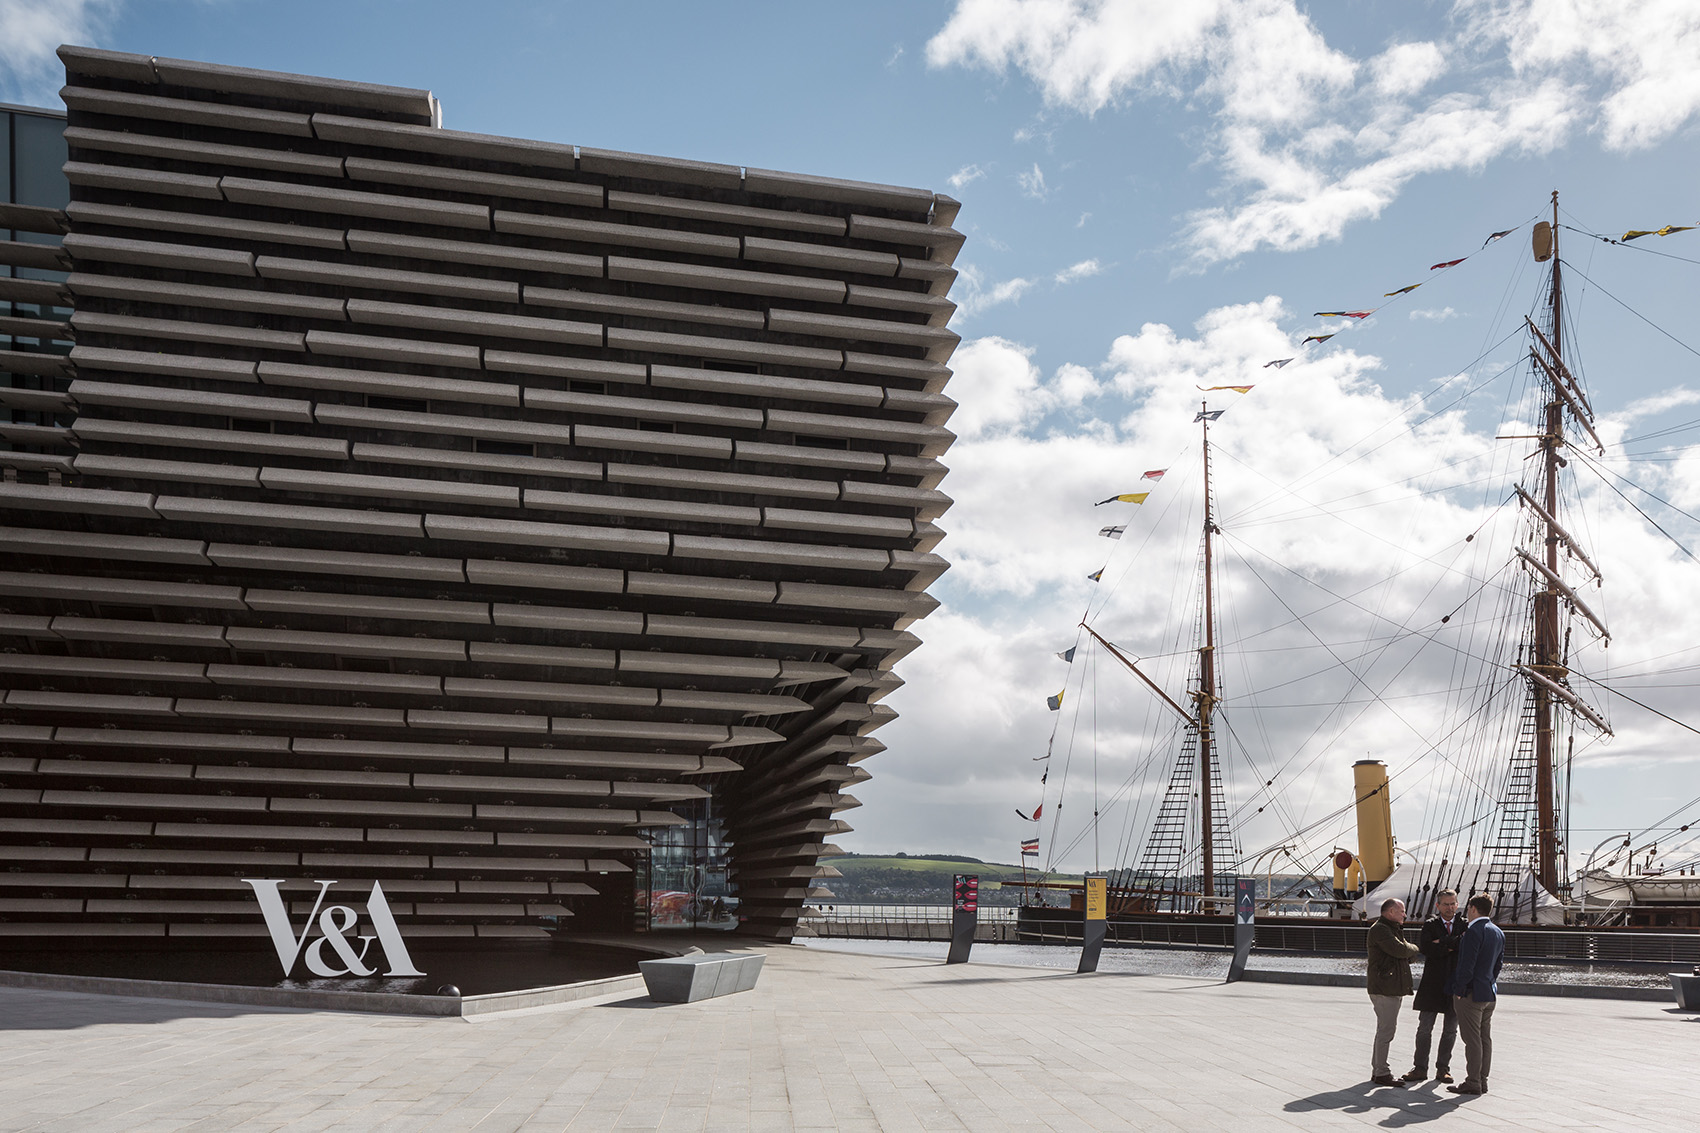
[{"x1": 0, "y1": 45, "x2": 958, "y2": 944}]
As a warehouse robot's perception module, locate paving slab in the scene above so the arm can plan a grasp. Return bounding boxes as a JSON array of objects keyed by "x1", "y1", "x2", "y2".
[{"x1": 0, "y1": 943, "x2": 1694, "y2": 1130}]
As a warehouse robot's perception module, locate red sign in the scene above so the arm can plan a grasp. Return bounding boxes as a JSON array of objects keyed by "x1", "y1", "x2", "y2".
[{"x1": 953, "y1": 874, "x2": 978, "y2": 913}]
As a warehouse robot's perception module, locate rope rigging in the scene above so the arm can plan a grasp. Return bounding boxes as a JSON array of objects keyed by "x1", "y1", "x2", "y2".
[{"x1": 1019, "y1": 199, "x2": 1700, "y2": 917}]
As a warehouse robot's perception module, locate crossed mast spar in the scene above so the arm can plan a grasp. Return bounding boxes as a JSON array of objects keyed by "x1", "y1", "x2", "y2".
[
  {"x1": 1500, "y1": 191, "x2": 1612, "y2": 899},
  {"x1": 1076, "y1": 196, "x2": 1609, "y2": 915},
  {"x1": 1083, "y1": 400, "x2": 1230, "y2": 909}
]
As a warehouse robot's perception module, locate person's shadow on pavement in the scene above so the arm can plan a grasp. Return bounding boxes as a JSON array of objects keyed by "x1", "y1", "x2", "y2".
[{"x1": 1285, "y1": 1081, "x2": 1471, "y2": 1127}]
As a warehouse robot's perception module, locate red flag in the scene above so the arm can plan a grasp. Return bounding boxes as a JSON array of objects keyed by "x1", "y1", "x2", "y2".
[
  {"x1": 1430, "y1": 258, "x2": 1465, "y2": 270},
  {"x1": 1142, "y1": 469, "x2": 1166, "y2": 481},
  {"x1": 1313, "y1": 310, "x2": 1373, "y2": 319}
]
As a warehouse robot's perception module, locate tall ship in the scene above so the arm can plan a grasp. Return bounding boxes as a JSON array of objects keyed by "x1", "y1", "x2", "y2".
[{"x1": 1016, "y1": 194, "x2": 1700, "y2": 937}]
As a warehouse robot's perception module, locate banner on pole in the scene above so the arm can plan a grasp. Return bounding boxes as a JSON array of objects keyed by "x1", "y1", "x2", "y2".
[
  {"x1": 1228, "y1": 876, "x2": 1256, "y2": 982},
  {"x1": 1077, "y1": 874, "x2": 1108, "y2": 973},
  {"x1": 1084, "y1": 875, "x2": 1107, "y2": 921},
  {"x1": 946, "y1": 874, "x2": 978, "y2": 965}
]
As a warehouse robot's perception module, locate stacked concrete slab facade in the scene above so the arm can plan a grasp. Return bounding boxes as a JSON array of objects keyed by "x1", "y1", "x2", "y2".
[{"x1": 0, "y1": 45, "x2": 958, "y2": 948}]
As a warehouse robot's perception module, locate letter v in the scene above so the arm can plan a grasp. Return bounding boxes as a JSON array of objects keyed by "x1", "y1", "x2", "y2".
[{"x1": 244, "y1": 879, "x2": 333, "y2": 977}]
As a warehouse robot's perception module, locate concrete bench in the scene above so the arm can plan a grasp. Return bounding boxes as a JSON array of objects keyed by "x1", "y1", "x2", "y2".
[{"x1": 638, "y1": 951, "x2": 764, "y2": 1003}]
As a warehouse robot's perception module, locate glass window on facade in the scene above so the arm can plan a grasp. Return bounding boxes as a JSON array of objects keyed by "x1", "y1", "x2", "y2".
[
  {"x1": 3, "y1": 106, "x2": 72, "y2": 436},
  {"x1": 0, "y1": 111, "x2": 11, "y2": 223},
  {"x1": 647, "y1": 799, "x2": 740, "y2": 931},
  {"x1": 12, "y1": 110, "x2": 69, "y2": 210},
  {"x1": 7, "y1": 107, "x2": 71, "y2": 284}
]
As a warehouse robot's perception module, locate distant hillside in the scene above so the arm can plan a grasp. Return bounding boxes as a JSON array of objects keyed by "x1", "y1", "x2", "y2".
[{"x1": 818, "y1": 854, "x2": 1077, "y2": 906}]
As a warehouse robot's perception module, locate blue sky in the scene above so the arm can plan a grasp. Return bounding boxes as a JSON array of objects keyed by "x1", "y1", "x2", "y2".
[
  {"x1": 8, "y1": 1, "x2": 1695, "y2": 411},
  {"x1": 7, "y1": 1, "x2": 1700, "y2": 878}
]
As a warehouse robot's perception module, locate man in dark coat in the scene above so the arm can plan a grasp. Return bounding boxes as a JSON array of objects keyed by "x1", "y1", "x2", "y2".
[
  {"x1": 1365, "y1": 897, "x2": 1420, "y2": 1087},
  {"x1": 1402, "y1": 888, "x2": 1464, "y2": 1083},
  {"x1": 1448, "y1": 892, "x2": 1507, "y2": 1095}
]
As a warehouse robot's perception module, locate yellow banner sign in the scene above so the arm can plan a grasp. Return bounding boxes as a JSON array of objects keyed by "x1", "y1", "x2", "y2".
[{"x1": 1085, "y1": 875, "x2": 1107, "y2": 921}]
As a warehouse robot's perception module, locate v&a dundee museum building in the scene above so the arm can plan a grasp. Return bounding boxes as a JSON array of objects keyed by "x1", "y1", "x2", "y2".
[{"x1": 0, "y1": 45, "x2": 958, "y2": 982}]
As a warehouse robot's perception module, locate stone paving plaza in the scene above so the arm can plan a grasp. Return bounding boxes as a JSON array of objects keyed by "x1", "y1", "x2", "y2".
[{"x1": 1, "y1": 943, "x2": 1694, "y2": 1131}]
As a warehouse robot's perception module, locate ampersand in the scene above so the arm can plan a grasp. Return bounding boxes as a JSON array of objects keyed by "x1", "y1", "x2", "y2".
[{"x1": 303, "y1": 904, "x2": 377, "y2": 976}]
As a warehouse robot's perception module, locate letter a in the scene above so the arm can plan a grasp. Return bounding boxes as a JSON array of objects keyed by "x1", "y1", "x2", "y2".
[
  {"x1": 245, "y1": 879, "x2": 333, "y2": 978},
  {"x1": 366, "y1": 881, "x2": 425, "y2": 977}
]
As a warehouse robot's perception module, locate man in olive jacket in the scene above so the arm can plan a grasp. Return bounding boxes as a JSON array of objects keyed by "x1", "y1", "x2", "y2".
[
  {"x1": 1403, "y1": 889, "x2": 1464, "y2": 1083},
  {"x1": 1366, "y1": 897, "x2": 1420, "y2": 1087}
]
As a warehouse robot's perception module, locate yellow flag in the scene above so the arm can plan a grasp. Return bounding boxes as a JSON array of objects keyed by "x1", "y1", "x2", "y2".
[
  {"x1": 1197, "y1": 384, "x2": 1254, "y2": 394},
  {"x1": 1625, "y1": 226, "x2": 1695, "y2": 240},
  {"x1": 1094, "y1": 492, "x2": 1150, "y2": 506}
]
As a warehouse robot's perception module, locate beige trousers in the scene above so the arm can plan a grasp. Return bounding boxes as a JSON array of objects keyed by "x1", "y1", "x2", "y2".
[
  {"x1": 1369, "y1": 994, "x2": 1404, "y2": 1078},
  {"x1": 1455, "y1": 997, "x2": 1496, "y2": 1088}
]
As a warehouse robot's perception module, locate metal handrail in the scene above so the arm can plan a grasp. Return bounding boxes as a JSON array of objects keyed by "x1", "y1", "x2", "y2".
[{"x1": 805, "y1": 908, "x2": 1700, "y2": 964}]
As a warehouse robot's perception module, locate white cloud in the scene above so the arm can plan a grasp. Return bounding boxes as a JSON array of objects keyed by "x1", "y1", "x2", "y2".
[
  {"x1": 1371, "y1": 41, "x2": 1448, "y2": 97},
  {"x1": 955, "y1": 258, "x2": 1109, "y2": 320},
  {"x1": 927, "y1": 0, "x2": 1223, "y2": 114},
  {"x1": 1181, "y1": 74, "x2": 1580, "y2": 267},
  {"x1": 1052, "y1": 361, "x2": 1099, "y2": 404},
  {"x1": 946, "y1": 337, "x2": 1104, "y2": 441},
  {"x1": 947, "y1": 163, "x2": 986, "y2": 190},
  {"x1": 1410, "y1": 306, "x2": 1458, "y2": 321},
  {"x1": 1017, "y1": 161, "x2": 1049, "y2": 199},
  {"x1": 952, "y1": 264, "x2": 1035, "y2": 319},
  {"x1": 1076, "y1": 211, "x2": 1092, "y2": 228},
  {"x1": 1475, "y1": 0, "x2": 1700, "y2": 151},
  {"x1": 852, "y1": 298, "x2": 1700, "y2": 872},
  {"x1": 1053, "y1": 258, "x2": 1103, "y2": 284},
  {"x1": 945, "y1": 338, "x2": 1044, "y2": 438},
  {"x1": 928, "y1": 0, "x2": 1700, "y2": 265},
  {"x1": 0, "y1": 0, "x2": 121, "y2": 107}
]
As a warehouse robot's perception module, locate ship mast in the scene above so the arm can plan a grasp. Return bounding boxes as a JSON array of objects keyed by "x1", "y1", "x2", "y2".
[
  {"x1": 1198, "y1": 400, "x2": 1220, "y2": 899},
  {"x1": 1533, "y1": 191, "x2": 1563, "y2": 893},
  {"x1": 1082, "y1": 400, "x2": 1231, "y2": 911},
  {"x1": 1516, "y1": 189, "x2": 1612, "y2": 896}
]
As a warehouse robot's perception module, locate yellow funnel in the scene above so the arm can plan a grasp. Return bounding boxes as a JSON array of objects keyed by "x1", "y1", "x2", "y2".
[{"x1": 1353, "y1": 759, "x2": 1396, "y2": 888}]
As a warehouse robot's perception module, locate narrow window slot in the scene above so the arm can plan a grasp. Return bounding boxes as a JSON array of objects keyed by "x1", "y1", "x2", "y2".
[{"x1": 475, "y1": 439, "x2": 535, "y2": 457}]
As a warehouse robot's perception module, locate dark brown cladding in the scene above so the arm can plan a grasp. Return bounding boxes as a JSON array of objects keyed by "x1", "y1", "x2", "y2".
[{"x1": 0, "y1": 45, "x2": 958, "y2": 944}]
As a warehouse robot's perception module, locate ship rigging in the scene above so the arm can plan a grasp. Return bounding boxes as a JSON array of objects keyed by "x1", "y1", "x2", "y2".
[{"x1": 1018, "y1": 191, "x2": 1700, "y2": 928}]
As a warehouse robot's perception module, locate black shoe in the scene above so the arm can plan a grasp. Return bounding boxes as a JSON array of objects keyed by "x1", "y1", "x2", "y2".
[
  {"x1": 1447, "y1": 1083, "x2": 1484, "y2": 1095},
  {"x1": 1399, "y1": 1068, "x2": 1426, "y2": 1082},
  {"x1": 1435, "y1": 1071, "x2": 1454, "y2": 1083},
  {"x1": 1372, "y1": 1074, "x2": 1403, "y2": 1088}
]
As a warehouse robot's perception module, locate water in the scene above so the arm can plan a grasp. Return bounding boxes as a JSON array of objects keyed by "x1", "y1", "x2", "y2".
[
  {"x1": 803, "y1": 903, "x2": 1020, "y2": 923},
  {"x1": 800, "y1": 938, "x2": 1674, "y2": 987}
]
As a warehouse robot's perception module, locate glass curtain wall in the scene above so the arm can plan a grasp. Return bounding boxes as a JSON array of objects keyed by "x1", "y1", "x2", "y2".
[
  {"x1": 647, "y1": 799, "x2": 739, "y2": 931},
  {"x1": 2, "y1": 105, "x2": 71, "y2": 450}
]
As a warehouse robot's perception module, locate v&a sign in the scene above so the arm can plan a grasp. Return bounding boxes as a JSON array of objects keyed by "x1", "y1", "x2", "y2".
[{"x1": 243, "y1": 879, "x2": 424, "y2": 978}]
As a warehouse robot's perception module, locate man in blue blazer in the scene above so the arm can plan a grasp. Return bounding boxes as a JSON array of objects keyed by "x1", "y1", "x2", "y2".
[{"x1": 1447, "y1": 892, "x2": 1506, "y2": 1095}]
